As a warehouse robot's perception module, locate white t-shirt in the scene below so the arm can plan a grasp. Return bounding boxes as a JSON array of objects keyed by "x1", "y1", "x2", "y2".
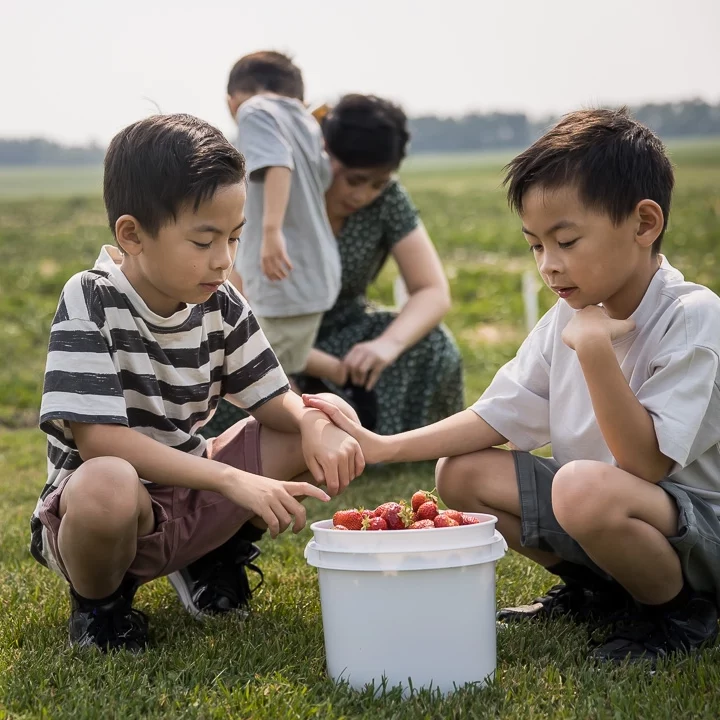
[{"x1": 471, "y1": 257, "x2": 720, "y2": 513}]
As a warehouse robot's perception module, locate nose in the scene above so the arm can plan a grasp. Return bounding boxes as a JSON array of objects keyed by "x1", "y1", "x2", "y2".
[
  {"x1": 537, "y1": 246, "x2": 564, "y2": 276},
  {"x1": 211, "y1": 242, "x2": 235, "y2": 272}
]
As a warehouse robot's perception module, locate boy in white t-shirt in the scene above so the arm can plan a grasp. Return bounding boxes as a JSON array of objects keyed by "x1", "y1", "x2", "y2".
[{"x1": 304, "y1": 108, "x2": 720, "y2": 666}]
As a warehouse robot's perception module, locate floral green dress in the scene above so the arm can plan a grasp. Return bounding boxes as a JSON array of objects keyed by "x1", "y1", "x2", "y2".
[{"x1": 201, "y1": 181, "x2": 464, "y2": 438}]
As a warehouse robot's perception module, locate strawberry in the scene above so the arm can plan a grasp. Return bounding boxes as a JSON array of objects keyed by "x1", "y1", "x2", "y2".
[
  {"x1": 375, "y1": 501, "x2": 403, "y2": 518},
  {"x1": 333, "y1": 509, "x2": 363, "y2": 531},
  {"x1": 444, "y1": 509, "x2": 464, "y2": 525},
  {"x1": 334, "y1": 525, "x2": 349, "y2": 531},
  {"x1": 434, "y1": 513, "x2": 460, "y2": 528},
  {"x1": 360, "y1": 508, "x2": 377, "y2": 520},
  {"x1": 461, "y1": 514, "x2": 481, "y2": 525},
  {"x1": 363, "y1": 516, "x2": 388, "y2": 531},
  {"x1": 416, "y1": 501, "x2": 439, "y2": 521},
  {"x1": 409, "y1": 519, "x2": 436, "y2": 530},
  {"x1": 411, "y1": 489, "x2": 438, "y2": 513}
]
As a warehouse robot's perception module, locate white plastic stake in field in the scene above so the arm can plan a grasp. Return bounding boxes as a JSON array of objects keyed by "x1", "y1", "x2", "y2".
[{"x1": 522, "y1": 269, "x2": 540, "y2": 334}]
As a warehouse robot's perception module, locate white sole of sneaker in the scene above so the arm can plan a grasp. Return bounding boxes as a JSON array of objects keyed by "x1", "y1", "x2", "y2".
[{"x1": 167, "y1": 569, "x2": 206, "y2": 622}]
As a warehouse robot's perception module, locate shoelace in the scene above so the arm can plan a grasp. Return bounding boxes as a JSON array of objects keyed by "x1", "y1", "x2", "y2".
[
  {"x1": 88, "y1": 605, "x2": 148, "y2": 646},
  {"x1": 194, "y1": 547, "x2": 264, "y2": 608}
]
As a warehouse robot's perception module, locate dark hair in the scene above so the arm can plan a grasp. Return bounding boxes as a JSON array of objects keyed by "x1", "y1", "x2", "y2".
[
  {"x1": 104, "y1": 114, "x2": 246, "y2": 238},
  {"x1": 503, "y1": 107, "x2": 674, "y2": 253},
  {"x1": 227, "y1": 51, "x2": 304, "y2": 101},
  {"x1": 323, "y1": 94, "x2": 410, "y2": 169}
]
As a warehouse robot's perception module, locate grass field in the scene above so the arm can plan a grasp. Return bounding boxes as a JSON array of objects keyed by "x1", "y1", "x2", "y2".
[{"x1": 1, "y1": 141, "x2": 720, "y2": 718}]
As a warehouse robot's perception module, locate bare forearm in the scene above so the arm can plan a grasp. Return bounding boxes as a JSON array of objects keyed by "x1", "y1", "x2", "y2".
[
  {"x1": 263, "y1": 167, "x2": 292, "y2": 231},
  {"x1": 382, "y1": 287, "x2": 450, "y2": 352},
  {"x1": 382, "y1": 409, "x2": 506, "y2": 463},
  {"x1": 251, "y1": 390, "x2": 328, "y2": 434},
  {"x1": 71, "y1": 423, "x2": 238, "y2": 494},
  {"x1": 576, "y1": 340, "x2": 671, "y2": 482},
  {"x1": 305, "y1": 348, "x2": 345, "y2": 385}
]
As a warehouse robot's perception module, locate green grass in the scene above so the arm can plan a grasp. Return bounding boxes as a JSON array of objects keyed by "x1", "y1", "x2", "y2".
[{"x1": 2, "y1": 143, "x2": 720, "y2": 718}]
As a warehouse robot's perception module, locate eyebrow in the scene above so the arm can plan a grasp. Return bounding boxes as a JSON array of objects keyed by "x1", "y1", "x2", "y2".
[
  {"x1": 192, "y1": 219, "x2": 246, "y2": 234},
  {"x1": 521, "y1": 220, "x2": 578, "y2": 238}
]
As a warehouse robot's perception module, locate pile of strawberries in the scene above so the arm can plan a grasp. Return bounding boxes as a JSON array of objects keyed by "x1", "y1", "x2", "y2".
[{"x1": 332, "y1": 489, "x2": 481, "y2": 531}]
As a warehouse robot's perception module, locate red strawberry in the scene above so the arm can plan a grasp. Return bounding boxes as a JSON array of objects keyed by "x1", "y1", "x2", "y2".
[
  {"x1": 360, "y1": 508, "x2": 377, "y2": 520},
  {"x1": 461, "y1": 514, "x2": 481, "y2": 525},
  {"x1": 444, "y1": 509, "x2": 464, "y2": 525},
  {"x1": 416, "y1": 501, "x2": 439, "y2": 521},
  {"x1": 363, "y1": 516, "x2": 388, "y2": 531},
  {"x1": 333, "y1": 509, "x2": 363, "y2": 531},
  {"x1": 334, "y1": 525, "x2": 349, "y2": 531},
  {"x1": 375, "y1": 501, "x2": 402, "y2": 518},
  {"x1": 411, "y1": 489, "x2": 438, "y2": 513},
  {"x1": 434, "y1": 513, "x2": 460, "y2": 528},
  {"x1": 409, "y1": 519, "x2": 436, "y2": 530}
]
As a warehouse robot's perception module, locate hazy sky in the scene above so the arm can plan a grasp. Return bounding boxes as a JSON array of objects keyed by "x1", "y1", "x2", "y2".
[{"x1": 3, "y1": 0, "x2": 719, "y2": 145}]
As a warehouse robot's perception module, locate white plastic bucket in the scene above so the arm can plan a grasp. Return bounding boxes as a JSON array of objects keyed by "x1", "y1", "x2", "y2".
[{"x1": 304, "y1": 513, "x2": 507, "y2": 695}]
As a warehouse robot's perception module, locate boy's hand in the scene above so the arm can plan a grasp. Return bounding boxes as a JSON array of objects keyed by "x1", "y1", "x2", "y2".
[
  {"x1": 561, "y1": 305, "x2": 635, "y2": 352},
  {"x1": 302, "y1": 394, "x2": 388, "y2": 466},
  {"x1": 300, "y1": 408, "x2": 365, "y2": 497},
  {"x1": 220, "y1": 471, "x2": 330, "y2": 538},
  {"x1": 261, "y1": 228, "x2": 293, "y2": 281}
]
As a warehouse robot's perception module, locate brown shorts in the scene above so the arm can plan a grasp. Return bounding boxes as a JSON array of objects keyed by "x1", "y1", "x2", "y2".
[{"x1": 37, "y1": 418, "x2": 263, "y2": 584}]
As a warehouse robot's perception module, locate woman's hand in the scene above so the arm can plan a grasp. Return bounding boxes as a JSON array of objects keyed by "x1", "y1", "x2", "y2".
[{"x1": 343, "y1": 336, "x2": 404, "y2": 390}]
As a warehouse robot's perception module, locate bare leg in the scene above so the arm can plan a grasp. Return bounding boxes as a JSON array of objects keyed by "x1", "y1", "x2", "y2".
[
  {"x1": 58, "y1": 457, "x2": 155, "y2": 599},
  {"x1": 552, "y1": 460, "x2": 682, "y2": 604},
  {"x1": 435, "y1": 448, "x2": 561, "y2": 567}
]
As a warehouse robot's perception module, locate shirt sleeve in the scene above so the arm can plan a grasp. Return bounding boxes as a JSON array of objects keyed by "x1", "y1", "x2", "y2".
[
  {"x1": 40, "y1": 305, "x2": 128, "y2": 438},
  {"x1": 470, "y1": 312, "x2": 554, "y2": 450},
  {"x1": 236, "y1": 106, "x2": 294, "y2": 178},
  {"x1": 381, "y1": 182, "x2": 420, "y2": 248},
  {"x1": 637, "y1": 320, "x2": 720, "y2": 470},
  {"x1": 221, "y1": 287, "x2": 291, "y2": 412}
]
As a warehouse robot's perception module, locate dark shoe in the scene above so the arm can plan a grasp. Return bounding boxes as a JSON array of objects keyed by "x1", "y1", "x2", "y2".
[
  {"x1": 590, "y1": 594, "x2": 718, "y2": 666},
  {"x1": 69, "y1": 582, "x2": 148, "y2": 653},
  {"x1": 168, "y1": 537, "x2": 264, "y2": 620},
  {"x1": 498, "y1": 582, "x2": 633, "y2": 624}
]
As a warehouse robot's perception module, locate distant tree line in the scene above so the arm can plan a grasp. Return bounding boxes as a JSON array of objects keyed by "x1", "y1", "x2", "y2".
[
  {"x1": 408, "y1": 99, "x2": 720, "y2": 153},
  {"x1": 1, "y1": 99, "x2": 719, "y2": 165}
]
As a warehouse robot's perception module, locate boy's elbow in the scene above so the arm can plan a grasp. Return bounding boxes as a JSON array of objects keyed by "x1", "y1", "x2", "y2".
[{"x1": 70, "y1": 423, "x2": 116, "y2": 461}]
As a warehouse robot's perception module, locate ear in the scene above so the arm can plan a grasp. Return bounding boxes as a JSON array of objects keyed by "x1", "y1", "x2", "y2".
[
  {"x1": 227, "y1": 93, "x2": 241, "y2": 119},
  {"x1": 634, "y1": 199, "x2": 664, "y2": 250},
  {"x1": 115, "y1": 215, "x2": 145, "y2": 256}
]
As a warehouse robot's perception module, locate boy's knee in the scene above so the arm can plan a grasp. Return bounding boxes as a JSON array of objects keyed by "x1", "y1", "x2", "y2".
[
  {"x1": 552, "y1": 460, "x2": 617, "y2": 536},
  {"x1": 62, "y1": 457, "x2": 141, "y2": 529},
  {"x1": 313, "y1": 392, "x2": 361, "y2": 425},
  {"x1": 435, "y1": 454, "x2": 477, "y2": 508}
]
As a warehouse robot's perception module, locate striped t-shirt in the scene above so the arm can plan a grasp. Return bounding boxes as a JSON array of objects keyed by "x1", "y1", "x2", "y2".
[{"x1": 31, "y1": 245, "x2": 289, "y2": 568}]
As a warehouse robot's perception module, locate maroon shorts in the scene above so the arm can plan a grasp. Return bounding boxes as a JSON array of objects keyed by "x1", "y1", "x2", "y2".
[{"x1": 37, "y1": 418, "x2": 262, "y2": 584}]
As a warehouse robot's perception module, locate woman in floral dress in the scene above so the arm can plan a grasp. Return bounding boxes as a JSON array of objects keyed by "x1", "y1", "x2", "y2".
[{"x1": 203, "y1": 94, "x2": 463, "y2": 438}]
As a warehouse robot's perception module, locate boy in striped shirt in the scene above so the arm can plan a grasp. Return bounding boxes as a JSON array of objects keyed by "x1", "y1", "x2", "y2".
[{"x1": 31, "y1": 114, "x2": 364, "y2": 652}]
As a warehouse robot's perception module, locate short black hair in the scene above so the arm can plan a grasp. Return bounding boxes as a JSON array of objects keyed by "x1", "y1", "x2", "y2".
[
  {"x1": 227, "y1": 51, "x2": 304, "y2": 101},
  {"x1": 504, "y1": 107, "x2": 674, "y2": 253},
  {"x1": 104, "y1": 114, "x2": 246, "y2": 238},
  {"x1": 322, "y1": 94, "x2": 410, "y2": 170}
]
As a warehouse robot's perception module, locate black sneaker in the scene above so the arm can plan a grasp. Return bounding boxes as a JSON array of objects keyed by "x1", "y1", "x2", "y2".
[
  {"x1": 590, "y1": 594, "x2": 719, "y2": 666},
  {"x1": 498, "y1": 582, "x2": 633, "y2": 624},
  {"x1": 168, "y1": 538, "x2": 264, "y2": 620},
  {"x1": 69, "y1": 583, "x2": 148, "y2": 653}
]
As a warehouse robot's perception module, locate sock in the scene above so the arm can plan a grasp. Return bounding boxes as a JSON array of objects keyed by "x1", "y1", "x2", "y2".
[
  {"x1": 640, "y1": 583, "x2": 693, "y2": 618},
  {"x1": 546, "y1": 561, "x2": 616, "y2": 592},
  {"x1": 71, "y1": 582, "x2": 126, "y2": 608}
]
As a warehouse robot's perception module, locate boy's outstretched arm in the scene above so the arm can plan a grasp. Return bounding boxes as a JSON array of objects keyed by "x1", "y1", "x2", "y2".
[
  {"x1": 302, "y1": 396, "x2": 506, "y2": 464},
  {"x1": 70, "y1": 422, "x2": 329, "y2": 538},
  {"x1": 261, "y1": 166, "x2": 293, "y2": 280},
  {"x1": 562, "y1": 305, "x2": 672, "y2": 483}
]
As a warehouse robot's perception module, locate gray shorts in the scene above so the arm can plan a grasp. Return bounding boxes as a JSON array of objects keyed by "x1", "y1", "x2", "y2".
[{"x1": 513, "y1": 451, "x2": 720, "y2": 604}]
